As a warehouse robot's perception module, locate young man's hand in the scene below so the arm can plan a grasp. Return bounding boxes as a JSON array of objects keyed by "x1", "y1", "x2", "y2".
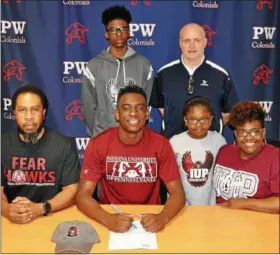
[
  {"x1": 140, "y1": 213, "x2": 167, "y2": 233},
  {"x1": 105, "y1": 213, "x2": 134, "y2": 233}
]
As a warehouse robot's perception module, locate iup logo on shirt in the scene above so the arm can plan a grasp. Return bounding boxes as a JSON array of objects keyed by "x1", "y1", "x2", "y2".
[
  {"x1": 202, "y1": 25, "x2": 216, "y2": 46},
  {"x1": 182, "y1": 151, "x2": 214, "y2": 187},
  {"x1": 106, "y1": 156, "x2": 157, "y2": 183},
  {"x1": 65, "y1": 22, "x2": 88, "y2": 44},
  {"x1": 253, "y1": 64, "x2": 273, "y2": 85},
  {"x1": 131, "y1": 0, "x2": 151, "y2": 6},
  {"x1": 213, "y1": 164, "x2": 259, "y2": 200},
  {"x1": 256, "y1": 0, "x2": 273, "y2": 10},
  {"x1": 3, "y1": 60, "x2": 26, "y2": 81},
  {"x1": 65, "y1": 99, "x2": 84, "y2": 121},
  {"x1": 63, "y1": 61, "x2": 87, "y2": 84}
]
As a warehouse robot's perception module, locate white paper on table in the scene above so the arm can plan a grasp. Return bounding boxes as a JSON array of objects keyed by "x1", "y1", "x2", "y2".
[{"x1": 108, "y1": 220, "x2": 158, "y2": 250}]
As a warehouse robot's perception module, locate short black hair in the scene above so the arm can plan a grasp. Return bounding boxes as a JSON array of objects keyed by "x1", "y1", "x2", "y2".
[
  {"x1": 182, "y1": 96, "x2": 215, "y2": 131},
  {"x1": 102, "y1": 5, "x2": 132, "y2": 27},
  {"x1": 117, "y1": 85, "x2": 147, "y2": 106},
  {"x1": 229, "y1": 101, "x2": 265, "y2": 128},
  {"x1": 183, "y1": 96, "x2": 215, "y2": 117},
  {"x1": 12, "y1": 84, "x2": 49, "y2": 114}
]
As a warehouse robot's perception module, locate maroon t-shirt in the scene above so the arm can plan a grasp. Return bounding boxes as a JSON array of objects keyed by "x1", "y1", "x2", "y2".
[
  {"x1": 213, "y1": 144, "x2": 279, "y2": 203},
  {"x1": 80, "y1": 127, "x2": 180, "y2": 204}
]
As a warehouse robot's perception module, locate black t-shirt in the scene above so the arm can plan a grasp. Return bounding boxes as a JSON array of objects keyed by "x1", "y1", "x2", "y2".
[{"x1": 1, "y1": 129, "x2": 80, "y2": 203}]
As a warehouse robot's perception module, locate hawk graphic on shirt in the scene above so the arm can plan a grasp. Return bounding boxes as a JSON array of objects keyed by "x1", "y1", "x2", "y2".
[
  {"x1": 182, "y1": 151, "x2": 214, "y2": 187},
  {"x1": 106, "y1": 77, "x2": 137, "y2": 108}
]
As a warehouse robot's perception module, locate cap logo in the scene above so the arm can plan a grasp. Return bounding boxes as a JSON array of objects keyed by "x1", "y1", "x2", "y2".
[{"x1": 67, "y1": 226, "x2": 79, "y2": 237}]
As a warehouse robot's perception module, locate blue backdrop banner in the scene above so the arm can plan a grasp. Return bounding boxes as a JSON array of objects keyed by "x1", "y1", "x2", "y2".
[{"x1": 1, "y1": 0, "x2": 279, "y2": 158}]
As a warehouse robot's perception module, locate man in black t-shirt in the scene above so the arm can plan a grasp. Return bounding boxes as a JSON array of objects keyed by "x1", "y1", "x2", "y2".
[{"x1": 1, "y1": 84, "x2": 80, "y2": 224}]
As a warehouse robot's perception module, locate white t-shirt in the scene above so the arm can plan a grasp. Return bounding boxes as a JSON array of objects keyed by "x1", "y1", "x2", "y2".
[{"x1": 170, "y1": 131, "x2": 226, "y2": 205}]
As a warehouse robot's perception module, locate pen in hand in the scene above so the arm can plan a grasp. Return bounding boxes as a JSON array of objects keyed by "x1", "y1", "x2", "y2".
[{"x1": 110, "y1": 204, "x2": 137, "y2": 229}]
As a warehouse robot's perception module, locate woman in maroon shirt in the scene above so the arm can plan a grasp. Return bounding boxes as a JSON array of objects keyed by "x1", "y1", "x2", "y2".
[{"x1": 213, "y1": 101, "x2": 279, "y2": 214}]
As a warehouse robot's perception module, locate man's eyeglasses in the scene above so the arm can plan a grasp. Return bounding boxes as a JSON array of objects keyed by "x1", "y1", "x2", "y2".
[
  {"x1": 236, "y1": 129, "x2": 264, "y2": 137},
  {"x1": 188, "y1": 76, "x2": 195, "y2": 95},
  {"x1": 107, "y1": 27, "x2": 129, "y2": 34},
  {"x1": 186, "y1": 118, "x2": 211, "y2": 125}
]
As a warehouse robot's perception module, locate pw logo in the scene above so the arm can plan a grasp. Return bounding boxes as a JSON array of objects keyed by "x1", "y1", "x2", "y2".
[
  {"x1": 63, "y1": 62, "x2": 87, "y2": 75},
  {"x1": 65, "y1": 22, "x2": 88, "y2": 44},
  {"x1": 3, "y1": 60, "x2": 26, "y2": 81},
  {"x1": 131, "y1": 0, "x2": 151, "y2": 5},
  {"x1": 1, "y1": 20, "x2": 26, "y2": 34},
  {"x1": 75, "y1": 138, "x2": 90, "y2": 150},
  {"x1": 2, "y1": 98, "x2": 12, "y2": 111},
  {"x1": 252, "y1": 27, "x2": 276, "y2": 40},
  {"x1": 2, "y1": 98, "x2": 15, "y2": 120},
  {"x1": 256, "y1": 0, "x2": 273, "y2": 9},
  {"x1": 202, "y1": 25, "x2": 216, "y2": 46},
  {"x1": 257, "y1": 101, "x2": 273, "y2": 114},
  {"x1": 129, "y1": 24, "x2": 156, "y2": 37},
  {"x1": 253, "y1": 64, "x2": 273, "y2": 85}
]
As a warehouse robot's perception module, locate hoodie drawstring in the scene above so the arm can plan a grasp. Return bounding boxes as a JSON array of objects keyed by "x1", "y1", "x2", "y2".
[
  {"x1": 115, "y1": 59, "x2": 127, "y2": 86},
  {"x1": 123, "y1": 60, "x2": 126, "y2": 85},
  {"x1": 115, "y1": 59, "x2": 121, "y2": 85}
]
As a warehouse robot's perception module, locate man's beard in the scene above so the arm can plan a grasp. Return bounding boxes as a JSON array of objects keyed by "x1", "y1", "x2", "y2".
[{"x1": 17, "y1": 123, "x2": 44, "y2": 145}]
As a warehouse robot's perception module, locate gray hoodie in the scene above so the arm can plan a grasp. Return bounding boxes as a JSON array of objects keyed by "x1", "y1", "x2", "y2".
[{"x1": 81, "y1": 47, "x2": 153, "y2": 138}]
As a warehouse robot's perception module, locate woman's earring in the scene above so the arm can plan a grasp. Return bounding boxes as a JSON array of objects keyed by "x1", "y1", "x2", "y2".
[
  {"x1": 233, "y1": 140, "x2": 237, "y2": 147},
  {"x1": 263, "y1": 138, "x2": 267, "y2": 145}
]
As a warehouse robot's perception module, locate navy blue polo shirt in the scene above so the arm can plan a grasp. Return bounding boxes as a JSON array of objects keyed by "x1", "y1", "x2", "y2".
[{"x1": 149, "y1": 58, "x2": 239, "y2": 138}]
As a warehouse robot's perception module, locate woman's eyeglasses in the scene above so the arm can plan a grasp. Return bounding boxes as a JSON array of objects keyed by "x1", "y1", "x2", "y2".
[{"x1": 236, "y1": 129, "x2": 264, "y2": 137}]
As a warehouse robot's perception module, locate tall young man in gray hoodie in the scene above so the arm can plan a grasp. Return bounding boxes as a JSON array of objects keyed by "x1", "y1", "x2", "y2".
[{"x1": 82, "y1": 5, "x2": 153, "y2": 138}]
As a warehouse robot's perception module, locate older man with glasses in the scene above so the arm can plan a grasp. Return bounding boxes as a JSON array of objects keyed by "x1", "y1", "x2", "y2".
[
  {"x1": 149, "y1": 23, "x2": 239, "y2": 139},
  {"x1": 81, "y1": 5, "x2": 153, "y2": 139}
]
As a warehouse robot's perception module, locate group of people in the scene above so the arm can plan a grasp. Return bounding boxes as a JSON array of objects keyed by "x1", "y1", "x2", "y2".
[{"x1": 1, "y1": 5, "x2": 279, "y2": 233}]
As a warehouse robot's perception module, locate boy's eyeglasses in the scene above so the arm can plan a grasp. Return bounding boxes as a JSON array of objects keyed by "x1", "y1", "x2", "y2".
[
  {"x1": 107, "y1": 27, "x2": 129, "y2": 34},
  {"x1": 186, "y1": 118, "x2": 211, "y2": 125},
  {"x1": 236, "y1": 129, "x2": 264, "y2": 137},
  {"x1": 188, "y1": 76, "x2": 195, "y2": 95}
]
